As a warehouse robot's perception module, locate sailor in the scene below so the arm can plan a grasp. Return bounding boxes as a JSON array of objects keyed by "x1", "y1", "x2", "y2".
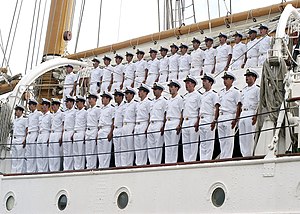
[
  {"x1": 203, "y1": 36, "x2": 216, "y2": 74},
  {"x1": 239, "y1": 69, "x2": 260, "y2": 157},
  {"x1": 101, "y1": 55, "x2": 113, "y2": 92},
  {"x1": 76, "y1": 64, "x2": 89, "y2": 96},
  {"x1": 134, "y1": 84, "x2": 151, "y2": 166},
  {"x1": 182, "y1": 76, "x2": 201, "y2": 162},
  {"x1": 245, "y1": 28, "x2": 259, "y2": 68},
  {"x1": 121, "y1": 87, "x2": 137, "y2": 166},
  {"x1": 112, "y1": 89, "x2": 125, "y2": 167},
  {"x1": 48, "y1": 98, "x2": 64, "y2": 172},
  {"x1": 62, "y1": 95, "x2": 76, "y2": 170},
  {"x1": 111, "y1": 54, "x2": 125, "y2": 91},
  {"x1": 217, "y1": 72, "x2": 241, "y2": 159},
  {"x1": 63, "y1": 64, "x2": 77, "y2": 102},
  {"x1": 215, "y1": 32, "x2": 232, "y2": 73},
  {"x1": 168, "y1": 43, "x2": 180, "y2": 80},
  {"x1": 85, "y1": 93, "x2": 101, "y2": 169},
  {"x1": 11, "y1": 104, "x2": 27, "y2": 173},
  {"x1": 36, "y1": 98, "x2": 52, "y2": 172},
  {"x1": 258, "y1": 23, "x2": 272, "y2": 66},
  {"x1": 134, "y1": 49, "x2": 148, "y2": 87},
  {"x1": 89, "y1": 57, "x2": 102, "y2": 94},
  {"x1": 97, "y1": 92, "x2": 114, "y2": 168},
  {"x1": 231, "y1": 31, "x2": 247, "y2": 70},
  {"x1": 123, "y1": 52, "x2": 135, "y2": 88},
  {"x1": 199, "y1": 74, "x2": 219, "y2": 161},
  {"x1": 164, "y1": 80, "x2": 183, "y2": 163},
  {"x1": 158, "y1": 46, "x2": 169, "y2": 83},
  {"x1": 73, "y1": 95, "x2": 87, "y2": 170},
  {"x1": 178, "y1": 43, "x2": 191, "y2": 80},
  {"x1": 146, "y1": 48, "x2": 160, "y2": 85},
  {"x1": 25, "y1": 98, "x2": 42, "y2": 173},
  {"x1": 148, "y1": 82, "x2": 166, "y2": 164},
  {"x1": 190, "y1": 37, "x2": 204, "y2": 77}
]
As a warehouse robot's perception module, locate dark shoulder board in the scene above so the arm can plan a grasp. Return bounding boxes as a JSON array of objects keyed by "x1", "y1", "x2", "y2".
[
  {"x1": 148, "y1": 97, "x2": 152, "y2": 101},
  {"x1": 220, "y1": 88, "x2": 225, "y2": 92},
  {"x1": 234, "y1": 86, "x2": 239, "y2": 90},
  {"x1": 96, "y1": 105, "x2": 100, "y2": 108},
  {"x1": 134, "y1": 99, "x2": 138, "y2": 102},
  {"x1": 111, "y1": 104, "x2": 115, "y2": 107},
  {"x1": 212, "y1": 90, "x2": 217, "y2": 93},
  {"x1": 180, "y1": 95, "x2": 184, "y2": 98},
  {"x1": 164, "y1": 97, "x2": 168, "y2": 100},
  {"x1": 198, "y1": 91, "x2": 203, "y2": 95},
  {"x1": 256, "y1": 84, "x2": 260, "y2": 88}
]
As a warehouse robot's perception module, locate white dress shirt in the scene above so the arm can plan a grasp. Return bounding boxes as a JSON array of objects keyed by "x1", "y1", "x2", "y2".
[
  {"x1": 218, "y1": 86, "x2": 240, "y2": 114},
  {"x1": 63, "y1": 108, "x2": 76, "y2": 130},
  {"x1": 200, "y1": 90, "x2": 219, "y2": 116},
  {"x1": 191, "y1": 48, "x2": 204, "y2": 68},
  {"x1": 98, "y1": 104, "x2": 114, "y2": 127},
  {"x1": 136, "y1": 98, "x2": 151, "y2": 122},
  {"x1": 150, "y1": 96, "x2": 167, "y2": 122},
  {"x1": 240, "y1": 84, "x2": 260, "y2": 111},
  {"x1": 74, "y1": 108, "x2": 87, "y2": 131},
  {"x1": 113, "y1": 64, "x2": 124, "y2": 82},
  {"x1": 216, "y1": 43, "x2": 232, "y2": 63},
  {"x1": 166, "y1": 94, "x2": 183, "y2": 119},
  {"x1": 178, "y1": 53, "x2": 191, "y2": 70},
  {"x1": 13, "y1": 116, "x2": 28, "y2": 136},
  {"x1": 27, "y1": 110, "x2": 42, "y2": 132},
  {"x1": 87, "y1": 106, "x2": 101, "y2": 128},
  {"x1": 51, "y1": 109, "x2": 64, "y2": 132},
  {"x1": 204, "y1": 47, "x2": 217, "y2": 65},
  {"x1": 183, "y1": 90, "x2": 201, "y2": 118},
  {"x1": 168, "y1": 53, "x2": 180, "y2": 71}
]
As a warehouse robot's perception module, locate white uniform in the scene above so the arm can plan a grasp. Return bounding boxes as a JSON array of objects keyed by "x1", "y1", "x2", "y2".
[
  {"x1": 168, "y1": 53, "x2": 180, "y2": 80},
  {"x1": 73, "y1": 108, "x2": 87, "y2": 170},
  {"x1": 182, "y1": 91, "x2": 201, "y2": 162},
  {"x1": 239, "y1": 84, "x2": 260, "y2": 157},
  {"x1": 178, "y1": 53, "x2": 191, "y2": 80},
  {"x1": 148, "y1": 96, "x2": 166, "y2": 164},
  {"x1": 63, "y1": 72, "x2": 77, "y2": 101},
  {"x1": 25, "y1": 109, "x2": 42, "y2": 173},
  {"x1": 231, "y1": 42, "x2": 247, "y2": 70},
  {"x1": 164, "y1": 94, "x2": 183, "y2": 163},
  {"x1": 97, "y1": 104, "x2": 114, "y2": 168},
  {"x1": 203, "y1": 47, "x2": 216, "y2": 74},
  {"x1": 199, "y1": 90, "x2": 219, "y2": 161},
  {"x1": 134, "y1": 59, "x2": 147, "y2": 87},
  {"x1": 113, "y1": 101, "x2": 125, "y2": 167},
  {"x1": 218, "y1": 86, "x2": 240, "y2": 159},
  {"x1": 49, "y1": 109, "x2": 64, "y2": 172},
  {"x1": 245, "y1": 38, "x2": 259, "y2": 68},
  {"x1": 258, "y1": 35, "x2": 272, "y2": 66},
  {"x1": 101, "y1": 65, "x2": 113, "y2": 92},
  {"x1": 158, "y1": 56, "x2": 169, "y2": 83},
  {"x1": 37, "y1": 111, "x2": 51, "y2": 172},
  {"x1": 121, "y1": 100, "x2": 137, "y2": 166},
  {"x1": 216, "y1": 44, "x2": 232, "y2": 73},
  {"x1": 190, "y1": 48, "x2": 204, "y2": 77},
  {"x1": 11, "y1": 116, "x2": 27, "y2": 173},
  {"x1": 123, "y1": 62, "x2": 135, "y2": 88},
  {"x1": 89, "y1": 67, "x2": 102, "y2": 94},
  {"x1": 62, "y1": 107, "x2": 76, "y2": 170},
  {"x1": 146, "y1": 58, "x2": 160, "y2": 85},
  {"x1": 134, "y1": 98, "x2": 150, "y2": 165},
  {"x1": 111, "y1": 64, "x2": 124, "y2": 91},
  {"x1": 85, "y1": 106, "x2": 101, "y2": 169}
]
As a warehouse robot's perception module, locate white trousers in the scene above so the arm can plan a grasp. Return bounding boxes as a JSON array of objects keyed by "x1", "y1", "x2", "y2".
[
  {"x1": 199, "y1": 115, "x2": 215, "y2": 161},
  {"x1": 101, "y1": 81, "x2": 110, "y2": 92},
  {"x1": 48, "y1": 132, "x2": 62, "y2": 172},
  {"x1": 178, "y1": 70, "x2": 189, "y2": 80},
  {"x1": 73, "y1": 130, "x2": 85, "y2": 170},
  {"x1": 215, "y1": 61, "x2": 227, "y2": 74},
  {"x1": 111, "y1": 81, "x2": 122, "y2": 92},
  {"x1": 158, "y1": 72, "x2": 168, "y2": 83},
  {"x1": 239, "y1": 111, "x2": 256, "y2": 157},
  {"x1": 90, "y1": 83, "x2": 99, "y2": 94},
  {"x1": 245, "y1": 57, "x2": 258, "y2": 68},
  {"x1": 203, "y1": 65, "x2": 214, "y2": 74},
  {"x1": 164, "y1": 119, "x2": 180, "y2": 163},
  {"x1": 182, "y1": 118, "x2": 199, "y2": 162},
  {"x1": 97, "y1": 127, "x2": 112, "y2": 168},
  {"x1": 134, "y1": 122, "x2": 148, "y2": 166},
  {"x1": 113, "y1": 127, "x2": 122, "y2": 167},
  {"x1": 218, "y1": 114, "x2": 235, "y2": 159},
  {"x1": 62, "y1": 130, "x2": 74, "y2": 170},
  {"x1": 11, "y1": 136, "x2": 26, "y2": 173},
  {"x1": 189, "y1": 67, "x2": 202, "y2": 77},
  {"x1": 134, "y1": 77, "x2": 145, "y2": 88},
  {"x1": 25, "y1": 131, "x2": 38, "y2": 173},
  {"x1": 146, "y1": 74, "x2": 158, "y2": 86},
  {"x1": 258, "y1": 53, "x2": 267, "y2": 66},
  {"x1": 123, "y1": 78, "x2": 133, "y2": 89},
  {"x1": 36, "y1": 132, "x2": 50, "y2": 172},
  {"x1": 147, "y1": 121, "x2": 164, "y2": 165},
  {"x1": 85, "y1": 129, "x2": 97, "y2": 169},
  {"x1": 231, "y1": 59, "x2": 243, "y2": 70},
  {"x1": 121, "y1": 123, "x2": 135, "y2": 166},
  {"x1": 168, "y1": 71, "x2": 178, "y2": 80}
]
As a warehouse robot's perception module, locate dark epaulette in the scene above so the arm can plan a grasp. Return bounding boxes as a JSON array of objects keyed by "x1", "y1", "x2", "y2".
[
  {"x1": 198, "y1": 91, "x2": 203, "y2": 95},
  {"x1": 256, "y1": 84, "x2": 260, "y2": 87},
  {"x1": 184, "y1": 92, "x2": 188, "y2": 96},
  {"x1": 220, "y1": 88, "x2": 225, "y2": 92},
  {"x1": 234, "y1": 87, "x2": 239, "y2": 90},
  {"x1": 148, "y1": 97, "x2": 152, "y2": 101},
  {"x1": 111, "y1": 104, "x2": 115, "y2": 107},
  {"x1": 134, "y1": 99, "x2": 138, "y2": 102},
  {"x1": 212, "y1": 90, "x2": 217, "y2": 93},
  {"x1": 180, "y1": 95, "x2": 184, "y2": 99},
  {"x1": 96, "y1": 105, "x2": 100, "y2": 108},
  {"x1": 23, "y1": 115, "x2": 28, "y2": 118},
  {"x1": 124, "y1": 101, "x2": 127, "y2": 103},
  {"x1": 74, "y1": 107, "x2": 78, "y2": 109},
  {"x1": 164, "y1": 97, "x2": 168, "y2": 100}
]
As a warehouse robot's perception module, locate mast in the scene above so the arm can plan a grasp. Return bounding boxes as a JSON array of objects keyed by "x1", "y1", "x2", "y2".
[{"x1": 43, "y1": 0, "x2": 75, "y2": 58}]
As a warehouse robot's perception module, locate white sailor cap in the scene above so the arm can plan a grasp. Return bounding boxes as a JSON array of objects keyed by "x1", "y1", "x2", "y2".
[
  {"x1": 28, "y1": 98, "x2": 38, "y2": 105},
  {"x1": 184, "y1": 75, "x2": 198, "y2": 85},
  {"x1": 179, "y1": 43, "x2": 189, "y2": 49},
  {"x1": 149, "y1": 48, "x2": 158, "y2": 53},
  {"x1": 51, "y1": 98, "x2": 61, "y2": 105},
  {"x1": 137, "y1": 83, "x2": 150, "y2": 93},
  {"x1": 248, "y1": 28, "x2": 258, "y2": 34},
  {"x1": 159, "y1": 46, "x2": 168, "y2": 52},
  {"x1": 115, "y1": 54, "x2": 124, "y2": 59},
  {"x1": 100, "y1": 91, "x2": 113, "y2": 100},
  {"x1": 65, "y1": 95, "x2": 75, "y2": 102},
  {"x1": 65, "y1": 64, "x2": 74, "y2": 69},
  {"x1": 167, "y1": 79, "x2": 181, "y2": 88},
  {"x1": 124, "y1": 87, "x2": 136, "y2": 95},
  {"x1": 136, "y1": 49, "x2": 145, "y2": 55},
  {"x1": 87, "y1": 93, "x2": 99, "y2": 99},
  {"x1": 244, "y1": 68, "x2": 259, "y2": 78},
  {"x1": 205, "y1": 36, "x2": 214, "y2": 42},
  {"x1": 92, "y1": 57, "x2": 101, "y2": 63},
  {"x1": 191, "y1": 37, "x2": 201, "y2": 43},
  {"x1": 103, "y1": 55, "x2": 111, "y2": 61},
  {"x1": 15, "y1": 104, "x2": 25, "y2": 111},
  {"x1": 218, "y1": 32, "x2": 228, "y2": 38},
  {"x1": 258, "y1": 23, "x2": 268, "y2": 30},
  {"x1": 152, "y1": 82, "x2": 165, "y2": 91},
  {"x1": 170, "y1": 43, "x2": 179, "y2": 49},
  {"x1": 41, "y1": 98, "x2": 51, "y2": 105},
  {"x1": 76, "y1": 95, "x2": 86, "y2": 102},
  {"x1": 125, "y1": 51, "x2": 134, "y2": 57},
  {"x1": 234, "y1": 31, "x2": 243, "y2": 38},
  {"x1": 201, "y1": 73, "x2": 216, "y2": 84},
  {"x1": 221, "y1": 71, "x2": 236, "y2": 81},
  {"x1": 112, "y1": 89, "x2": 125, "y2": 96}
]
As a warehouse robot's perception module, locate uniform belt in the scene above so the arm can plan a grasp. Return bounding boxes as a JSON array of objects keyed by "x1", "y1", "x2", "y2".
[
  {"x1": 150, "y1": 120, "x2": 163, "y2": 123},
  {"x1": 123, "y1": 122, "x2": 135, "y2": 125},
  {"x1": 248, "y1": 56, "x2": 258, "y2": 59},
  {"x1": 74, "y1": 130, "x2": 85, "y2": 133},
  {"x1": 200, "y1": 114, "x2": 213, "y2": 119},
  {"x1": 136, "y1": 121, "x2": 148, "y2": 125},
  {"x1": 169, "y1": 70, "x2": 178, "y2": 73},
  {"x1": 99, "y1": 125, "x2": 111, "y2": 129},
  {"x1": 179, "y1": 69, "x2": 189, "y2": 72},
  {"x1": 113, "y1": 81, "x2": 121, "y2": 83},
  {"x1": 28, "y1": 131, "x2": 38, "y2": 134},
  {"x1": 13, "y1": 135, "x2": 25, "y2": 139},
  {"x1": 51, "y1": 130, "x2": 62, "y2": 133},
  {"x1": 191, "y1": 66, "x2": 201, "y2": 69},
  {"x1": 39, "y1": 131, "x2": 50, "y2": 134},
  {"x1": 86, "y1": 127, "x2": 97, "y2": 130},
  {"x1": 219, "y1": 112, "x2": 234, "y2": 115},
  {"x1": 216, "y1": 60, "x2": 227, "y2": 63},
  {"x1": 148, "y1": 73, "x2": 157, "y2": 75},
  {"x1": 114, "y1": 125, "x2": 122, "y2": 129},
  {"x1": 184, "y1": 117, "x2": 197, "y2": 121},
  {"x1": 243, "y1": 108, "x2": 255, "y2": 111},
  {"x1": 260, "y1": 53, "x2": 267, "y2": 55},
  {"x1": 64, "y1": 129, "x2": 73, "y2": 132},
  {"x1": 166, "y1": 118, "x2": 180, "y2": 121}
]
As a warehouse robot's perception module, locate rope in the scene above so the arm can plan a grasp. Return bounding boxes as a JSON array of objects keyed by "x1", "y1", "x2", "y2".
[
  {"x1": 97, "y1": 0, "x2": 103, "y2": 47},
  {"x1": 74, "y1": 0, "x2": 86, "y2": 53}
]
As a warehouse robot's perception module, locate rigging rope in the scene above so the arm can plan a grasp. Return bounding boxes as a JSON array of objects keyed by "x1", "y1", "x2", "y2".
[
  {"x1": 74, "y1": 0, "x2": 86, "y2": 53},
  {"x1": 97, "y1": 0, "x2": 103, "y2": 47}
]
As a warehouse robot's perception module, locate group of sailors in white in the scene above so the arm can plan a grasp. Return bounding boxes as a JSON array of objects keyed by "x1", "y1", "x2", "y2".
[{"x1": 11, "y1": 66, "x2": 260, "y2": 173}]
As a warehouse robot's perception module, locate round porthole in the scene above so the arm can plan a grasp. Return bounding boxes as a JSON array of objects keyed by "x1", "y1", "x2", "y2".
[
  {"x1": 211, "y1": 187, "x2": 225, "y2": 207},
  {"x1": 117, "y1": 192, "x2": 129, "y2": 209},
  {"x1": 57, "y1": 194, "x2": 68, "y2": 211},
  {"x1": 6, "y1": 195, "x2": 15, "y2": 211}
]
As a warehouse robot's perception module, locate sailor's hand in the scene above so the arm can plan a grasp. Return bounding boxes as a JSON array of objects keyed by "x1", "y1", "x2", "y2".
[
  {"x1": 71, "y1": 135, "x2": 74, "y2": 142},
  {"x1": 142, "y1": 79, "x2": 146, "y2": 84},
  {"x1": 107, "y1": 132, "x2": 113, "y2": 142},
  {"x1": 252, "y1": 115, "x2": 257, "y2": 125},
  {"x1": 200, "y1": 70, "x2": 203, "y2": 76},
  {"x1": 59, "y1": 138, "x2": 62, "y2": 146},
  {"x1": 108, "y1": 84, "x2": 112, "y2": 91},
  {"x1": 194, "y1": 122, "x2": 199, "y2": 132},
  {"x1": 241, "y1": 63, "x2": 245, "y2": 68},
  {"x1": 176, "y1": 125, "x2": 181, "y2": 135},
  {"x1": 120, "y1": 83, "x2": 123, "y2": 89},
  {"x1": 160, "y1": 126, "x2": 164, "y2": 136},
  {"x1": 211, "y1": 69, "x2": 215, "y2": 74},
  {"x1": 211, "y1": 121, "x2": 216, "y2": 131},
  {"x1": 224, "y1": 66, "x2": 229, "y2": 71},
  {"x1": 22, "y1": 140, "x2": 26, "y2": 148},
  {"x1": 69, "y1": 90, "x2": 73, "y2": 96},
  {"x1": 231, "y1": 119, "x2": 237, "y2": 129}
]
